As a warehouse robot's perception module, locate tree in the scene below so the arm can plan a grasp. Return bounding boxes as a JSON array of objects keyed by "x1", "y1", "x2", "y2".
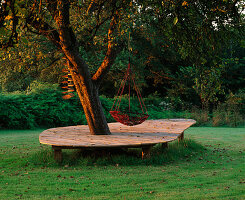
[
  {"x1": 1, "y1": 0, "x2": 126, "y2": 135},
  {"x1": 0, "y1": 0, "x2": 243, "y2": 135},
  {"x1": 0, "y1": 34, "x2": 63, "y2": 92}
]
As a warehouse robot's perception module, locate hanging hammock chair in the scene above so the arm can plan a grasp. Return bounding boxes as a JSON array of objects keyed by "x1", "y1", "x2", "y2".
[{"x1": 110, "y1": 58, "x2": 149, "y2": 126}]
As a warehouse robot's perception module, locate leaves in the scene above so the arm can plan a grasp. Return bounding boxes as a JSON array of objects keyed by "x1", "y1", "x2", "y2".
[
  {"x1": 182, "y1": 1, "x2": 188, "y2": 7},
  {"x1": 173, "y1": 17, "x2": 178, "y2": 25}
]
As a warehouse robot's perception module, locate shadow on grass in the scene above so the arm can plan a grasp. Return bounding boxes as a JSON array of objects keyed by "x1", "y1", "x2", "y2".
[{"x1": 27, "y1": 139, "x2": 207, "y2": 168}]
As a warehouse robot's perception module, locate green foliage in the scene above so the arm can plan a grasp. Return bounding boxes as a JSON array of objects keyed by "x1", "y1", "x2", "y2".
[
  {"x1": 0, "y1": 35, "x2": 63, "y2": 92},
  {"x1": 0, "y1": 83, "x2": 85, "y2": 129},
  {"x1": 221, "y1": 57, "x2": 245, "y2": 94},
  {"x1": 190, "y1": 107, "x2": 211, "y2": 126},
  {"x1": 1, "y1": 84, "x2": 244, "y2": 129},
  {"x1": 0, "y1": 0, "x2": 244, "y2": 120},
  {"x1": 177, "y1": 65, "x2": 225, "y2": 108},
  {"x1": 212, "y1": 92, "x2": 245, "y2": 127},
  {"x1": 139, "y1": 0, "x2": 243, "y2": 65}
]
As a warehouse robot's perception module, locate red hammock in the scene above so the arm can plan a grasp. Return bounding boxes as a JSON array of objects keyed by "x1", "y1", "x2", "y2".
[{"x1": 110, "y1": 60, "x2": 149, "y2": 126}]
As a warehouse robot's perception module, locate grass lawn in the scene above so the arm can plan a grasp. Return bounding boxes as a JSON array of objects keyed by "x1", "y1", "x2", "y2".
[{"x1": 0, "y1": 127, "x2": 244, "y2": 200}]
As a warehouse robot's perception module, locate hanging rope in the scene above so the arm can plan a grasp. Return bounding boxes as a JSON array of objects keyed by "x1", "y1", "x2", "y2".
[{"x1": 110, "y1": 31, "x2": 149, "y2": 126}]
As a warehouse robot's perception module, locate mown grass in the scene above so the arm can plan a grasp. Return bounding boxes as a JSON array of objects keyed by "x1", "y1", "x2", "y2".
[{"x1": 0, "y1": 127, "x2": 244, "y2": 200}]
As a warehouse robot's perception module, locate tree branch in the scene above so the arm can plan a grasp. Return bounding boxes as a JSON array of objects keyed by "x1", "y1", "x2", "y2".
[
  {"x1": 88, "y1": 14, "x2": 113, "y2": 42},
  {"x1": 92, "y1": 11, "x2": 121, "y2": 87},
  {"x1": 55, "y1": 0, "x2": 93, "y2": 86},
  {"x1": 0, "y1": 0, "x2": 19, "y2": 49},
  {"x1": 47, "y1": 56, "x2": 62, "y2": 68},
  {"x1": 26, "y1": 14, "x2": 61, "y2": 49},
  {"x1": 24, "y1": 0, "x2": 61, "y2": 49}
]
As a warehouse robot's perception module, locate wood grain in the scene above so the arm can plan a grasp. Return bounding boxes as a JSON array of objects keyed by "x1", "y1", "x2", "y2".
[{"x1": 39, "y1": 119, "x2": 196, "y2": 148}]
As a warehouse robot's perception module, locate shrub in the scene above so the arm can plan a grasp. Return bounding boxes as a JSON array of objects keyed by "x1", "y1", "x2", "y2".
[
  {"x1": 213, "y1": 103, "x2": 244, "y2": 127},
  {"x1": 212, "y1": 91, "x2": 245, "y2": 127},
  {"x1": 0, "y1": 83, "x2": 244, "y2": 129},
  {"x1": 0, "y1": 84, "x2": 85, "y2": 129},
  {"x1": 190, "y1": 107, "x2": 210, "y2": 126}
]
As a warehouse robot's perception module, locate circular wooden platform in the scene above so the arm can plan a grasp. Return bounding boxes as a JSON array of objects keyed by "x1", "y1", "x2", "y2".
[{"x1": 39, "y1": 119, "x2": 196, "y2": 148}]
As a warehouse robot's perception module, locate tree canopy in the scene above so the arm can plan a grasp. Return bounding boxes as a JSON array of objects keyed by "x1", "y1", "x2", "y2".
[{"x1": 0, "y1": 0, "x2": 244, "y2": 134}]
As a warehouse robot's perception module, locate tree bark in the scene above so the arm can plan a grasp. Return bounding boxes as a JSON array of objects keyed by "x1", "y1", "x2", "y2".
[{"x1": 67, "y1": 60, "x2": 110, "y2": 135}]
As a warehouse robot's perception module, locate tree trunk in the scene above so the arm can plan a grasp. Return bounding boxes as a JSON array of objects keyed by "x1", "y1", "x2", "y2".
[
  {"x1": 77, "y1": 82, "x2": 110, "y2": 135},
  {"x1": 67, "y1": 60, "x2": 111, "y2": 135}
]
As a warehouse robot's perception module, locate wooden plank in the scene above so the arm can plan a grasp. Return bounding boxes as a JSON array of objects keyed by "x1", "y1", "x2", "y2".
[{"x1": 39, "y1": 119, "x2": 196, "y2": 148}]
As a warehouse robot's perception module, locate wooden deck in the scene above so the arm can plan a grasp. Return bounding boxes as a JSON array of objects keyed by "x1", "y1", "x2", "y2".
[{"x1": 39, "y1": 119, "x2": 196, "y2": 162}]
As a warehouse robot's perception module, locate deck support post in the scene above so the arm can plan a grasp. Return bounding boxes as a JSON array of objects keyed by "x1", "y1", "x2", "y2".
[
  {"x1": 142, "y1": 145, "x2": 153, "y2": 159},
  {"x1": 161, "y1": 142, "x2": 168, "y2": 149},
  {"x1": 178, "y1": 132, "x2": 184, "y2": 142},
  {"x1": 52, "y1": 146, "x2": 62, "y2": 163}
]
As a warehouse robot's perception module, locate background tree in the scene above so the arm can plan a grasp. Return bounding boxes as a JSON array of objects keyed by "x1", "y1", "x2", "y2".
[{"x1": 0, "y1": 34, "x2": 62, "y2": 92}]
